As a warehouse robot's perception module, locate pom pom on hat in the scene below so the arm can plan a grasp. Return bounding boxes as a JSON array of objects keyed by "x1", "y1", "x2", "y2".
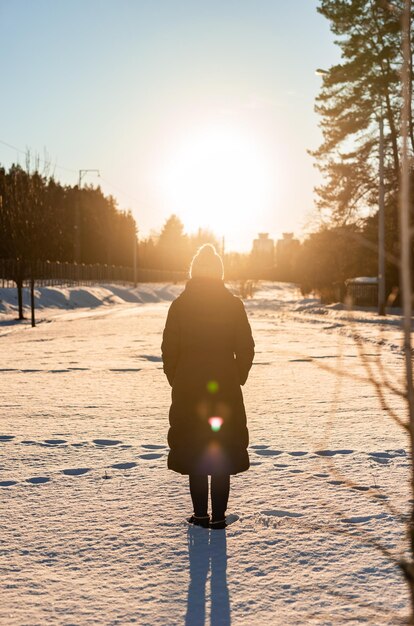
[{"x1": 190, "y1": 244, "x2": 224, "y2": 280}]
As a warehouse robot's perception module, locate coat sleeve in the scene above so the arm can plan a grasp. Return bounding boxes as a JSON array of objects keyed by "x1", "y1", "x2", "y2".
[
  {"x1": 161, "y1": 300, "x2": 180, "y2": 386},
  {"x1": 234, "y1": 299, "x2": 255, "y2": 386}
]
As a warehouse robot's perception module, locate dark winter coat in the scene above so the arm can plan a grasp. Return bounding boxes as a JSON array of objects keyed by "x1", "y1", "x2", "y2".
[{"x1": 161, "y1": 278, "x2": 255, "y2": 475}]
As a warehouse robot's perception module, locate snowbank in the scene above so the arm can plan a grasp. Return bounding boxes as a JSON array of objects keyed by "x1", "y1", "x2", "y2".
[{"x1": 0, "y1": 283, "x2": 185, "y2": 320}]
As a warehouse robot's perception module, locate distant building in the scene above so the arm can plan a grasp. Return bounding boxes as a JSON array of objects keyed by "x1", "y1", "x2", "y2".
[
  {"x1": 252, "y1": 233, "x2": 274, "y2": 265},
  {"x1": 251, "y1": 233, "x2": 274, "y2": 277},
  {"x1": 276, "y1": 233, "x2": 300, "y2": 281}
]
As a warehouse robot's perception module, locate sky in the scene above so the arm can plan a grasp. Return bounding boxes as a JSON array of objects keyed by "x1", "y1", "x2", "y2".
[{"x1": 0, "y1": 0, "x2": 340, "y2": 252}]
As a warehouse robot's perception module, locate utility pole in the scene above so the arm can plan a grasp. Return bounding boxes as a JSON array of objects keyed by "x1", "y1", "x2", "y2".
[
  {"x1": 133, "y1": 231, "x2": 138, "y2": 287},
  {"x1": 74, "y1": 169, "x2": 100, "y2": 264}
]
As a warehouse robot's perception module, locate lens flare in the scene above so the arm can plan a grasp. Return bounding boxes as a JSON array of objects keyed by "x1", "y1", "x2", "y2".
[
  {"x1": 208, "y1": 416, "x2": 223, "y2": 432},
  {"x1": 207, "y1": 380, "x2": 219, "y2": 394}
]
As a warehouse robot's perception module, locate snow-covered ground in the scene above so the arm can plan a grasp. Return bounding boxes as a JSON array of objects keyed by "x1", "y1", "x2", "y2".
[{"x1": 0, "y1": 282, "x2": 410, "y2": 625}]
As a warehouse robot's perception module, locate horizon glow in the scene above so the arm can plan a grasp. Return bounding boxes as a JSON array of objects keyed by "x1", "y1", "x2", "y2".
[{"x1": 0, "y1": 1, "x2": 340, "y2": 252}]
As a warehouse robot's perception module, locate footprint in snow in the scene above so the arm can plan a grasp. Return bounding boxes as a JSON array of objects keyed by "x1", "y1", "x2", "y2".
[
  {"x1": 369, "y1": 452, "x2": 393, "y2": 459},
  {"x1": 254, "y1": 449, "x2": 282, "y2": 457},
  {"x1": 0, "y1": 480, "x2": 18, "y2": 487},
  {"x1": 139, "y1": 355, "x2": 162, "y2": 362},
  {"x1": 26, "y1": 477, "x2": 51, "y2": 484},
  {"x1": 391, "y1": 449, "x2": 407, "y2": 456},
  {"x1": 369, "y1": 457, "x2": 391, "y2": 465},
  {"x1": 0, "y1": 435, "x2": 15, "y2": 442},
  {"x1": 341, "y1": 513, "x2": 387, "y2": 524},
  {"x1": 112, "y1": 462, "x2": 138, "y2": 470},
  {"x1": 140, "y1": 453, "x2": 163, "y2": 460},
  {"x1": 262, "y1": 509, "x2": 304, "y2": 519},
  {"x1": 315, "y1": 449, "x2": 354, "y2": 457},
  {"x1": 274, "y1": 463, "x2": 289, "y2": 468},
  {"x1": 62, "y1": 468, "x2": 90, "y2": 476},
  {"x1": 43, "y1": 439, "x2": 67, "y2": 446},
  {"x1": 141, "y1": 444, "x2": 166, "y2": 450},
  {"x1": 250, "y1": 445, "x2": 269, "y2": 450},
  {"x1": 368, "y1": 450, "x2": 406, "y2": 465},
  {"x1": 93, "y1": 439, "x2": 122, "y2": 447},
  {"x1": 288, "y1": 451, "x2": 308, "y2": 457},
  {"x1": 328, "y1": 480, "x2": 345, "y2": 486}
]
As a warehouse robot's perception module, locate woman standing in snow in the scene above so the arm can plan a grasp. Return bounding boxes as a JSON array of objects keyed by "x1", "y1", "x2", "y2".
[{"x1": 161, "y1": 244, "x2": 255, "y2": 529}]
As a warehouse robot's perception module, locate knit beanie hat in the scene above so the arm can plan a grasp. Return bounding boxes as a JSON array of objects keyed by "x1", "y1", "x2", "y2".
[{"x1": 189, "y1": 244, "x2": 224, "y2": 280}]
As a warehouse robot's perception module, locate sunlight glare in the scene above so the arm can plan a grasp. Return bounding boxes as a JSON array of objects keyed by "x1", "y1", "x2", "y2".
[{"x1": 160, "y1": 125, "x2": 275, "y2": 244}]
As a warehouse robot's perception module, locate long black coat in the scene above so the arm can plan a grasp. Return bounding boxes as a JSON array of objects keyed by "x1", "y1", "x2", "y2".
[{"x1": 161, "y1": 278, "x2": 255, "y2": 475}]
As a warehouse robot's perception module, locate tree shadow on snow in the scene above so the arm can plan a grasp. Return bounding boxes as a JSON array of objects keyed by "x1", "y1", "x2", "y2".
[{"x1": 185, "y1": 527, "x2": 230, "y2": 626}]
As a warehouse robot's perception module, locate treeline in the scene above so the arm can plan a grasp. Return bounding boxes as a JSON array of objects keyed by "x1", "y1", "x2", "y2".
[
  {"x1": 139, "y1": 214, "x2": 221, "y2": 271},
  {"x1": 0, "y1": 165, "x2": 224, "y2": 278},
  {"x1": 295, "y1": 207, "x2": 399, "y2": 301},
  {"x1": 139, "y1": 215, "x2": 259, "y2": 280},
  {"x1": 0, "y1": 164, "x2": 136, "y2": 267},
  {"x1": 296, "y1": 0, "x2": 414, "y2": 302}
]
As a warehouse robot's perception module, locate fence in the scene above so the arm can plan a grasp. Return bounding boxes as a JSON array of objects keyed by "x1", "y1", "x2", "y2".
[
  {"x1": 345, "y1": 278, "x2": 378, "y2": 307},
  {"x1": 0, "y1": 258, "x2": 187, "y2": 287}
]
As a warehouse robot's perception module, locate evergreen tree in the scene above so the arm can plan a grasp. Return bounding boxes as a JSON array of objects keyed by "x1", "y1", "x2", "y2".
[
  {"x1": 0, "y1": 165, "x2": 138, "y2": 268},
  {"x1": 312, "y1": 0, "x2": 413, "y2": 224},
  {"x1": 157, "y1": 214, "x2": 190, "y2": 270}
]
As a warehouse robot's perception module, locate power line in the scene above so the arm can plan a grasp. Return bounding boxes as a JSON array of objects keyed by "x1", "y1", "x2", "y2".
[
  {"x1": 0, "y1": 136, "x2": 147, "y2": 210},
  {"x1": 0, "y1": 137, "x2": 78, "y2": 174}
]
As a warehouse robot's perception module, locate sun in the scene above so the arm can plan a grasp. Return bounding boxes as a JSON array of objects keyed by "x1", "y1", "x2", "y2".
[{"x1": 159, "y1": 124, "x2": 275, "y2": 249}]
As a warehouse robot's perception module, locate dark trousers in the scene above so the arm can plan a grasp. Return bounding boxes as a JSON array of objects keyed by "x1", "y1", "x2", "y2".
[{"x1": 189, "y1": 474, "x2": 230, "y2": 521}]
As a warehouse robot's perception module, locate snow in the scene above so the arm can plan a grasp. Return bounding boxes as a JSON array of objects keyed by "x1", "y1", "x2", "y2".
[
  {"x1": 0, "y1": 283, "x2": 183, "y2": 320},
  {"x1": 345, "y1": 277, "x2": 379, "y2": 284},
  {"x1": 0, "y1": 281, "x2": 410, "y2": 624}
]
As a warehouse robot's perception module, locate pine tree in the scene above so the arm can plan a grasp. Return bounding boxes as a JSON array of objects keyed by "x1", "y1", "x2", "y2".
[
  {"x1": 157, "y1": 214, "x2": 190, "y2": 270},
  {"x1": 312, "y1": 0, "x2": 413, "y2": 224}
]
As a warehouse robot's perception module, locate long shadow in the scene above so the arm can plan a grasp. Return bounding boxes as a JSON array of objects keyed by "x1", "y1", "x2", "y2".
[
  {"x1": 185, "y1": 527, "x2": 230, "y2": 626},
  {"x1": 0, "y1": 318, "x2": 26, "y2": 327}
]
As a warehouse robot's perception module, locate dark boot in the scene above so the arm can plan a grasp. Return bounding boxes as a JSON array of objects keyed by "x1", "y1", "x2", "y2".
[
  {"x1": 210, "y1": 518, "x2": 227, "y2": 530},
  {"x1": 187, "y1": 514, "x2": 210, "y2": 529}
]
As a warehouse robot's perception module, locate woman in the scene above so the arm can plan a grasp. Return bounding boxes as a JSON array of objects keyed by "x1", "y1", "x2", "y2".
[{"x1": 161, "y1": 244, "x2": 255, "y2": 529}]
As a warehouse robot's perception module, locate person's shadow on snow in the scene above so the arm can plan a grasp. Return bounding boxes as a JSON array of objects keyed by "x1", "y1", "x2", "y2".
[{"x1": 185, "y1": 527, "x2": 230, "y2": 626}]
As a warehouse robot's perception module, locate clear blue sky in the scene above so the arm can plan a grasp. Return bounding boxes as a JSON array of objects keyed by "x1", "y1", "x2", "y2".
[{"x1": 0, "y1": 0, "x2": 339, "y2": 251}]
